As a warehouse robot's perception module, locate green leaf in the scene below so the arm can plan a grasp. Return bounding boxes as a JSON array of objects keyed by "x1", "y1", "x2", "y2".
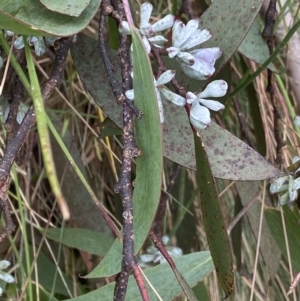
[
  {"x1": 24, "y1": 38, "x2": 69, "y2": 219},
  {"x1": 199, "y1": 0, "x2": 264, "y2": 75},
  {"x1": 86, "y1": 27, "x2": 163, "y2": 278},
  {"x1": 194, "y1": 132, "x2": 233, "y2": 298},
  {"x1": 71, "y1": 35, "x2": 281, "y2": 181},
  {"x1": 265, "y1": 205, "x2": 300, "y2": 271},
  {"x1": 0, "y1": 0, "x2": 101, "y2": 36},
  {"x1": 40, "y1": 0, "x2": 92, "y2": 17},
  {"x1": 43, "y1": 228, "x2": 114, "y2": 256},
  {"x1": 236, "y1": 181, "x2": 281, "y2": 278},
  {"x1": 238, "y1": 17, "x2": 277, "y2": 72},
  {"x1": 64, "y1": 251, "x2": 214, "y2": 301}
]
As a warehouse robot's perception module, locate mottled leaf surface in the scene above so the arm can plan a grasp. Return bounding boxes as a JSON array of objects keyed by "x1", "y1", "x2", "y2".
[
  {"x1": 265, "y1": 205, "x2": 300, "y2": 271},
  {"x1": 86, "y1": 27, "x2": 163, "y2": 278},
  {"x1": 199, "y1": 0, "x2": 264, "y2": 75},
  {"x1": 238, "y1": 17, "x2": 276, "y2": 72},
  {"x1": 71, "y1": 35, "x2": 280, "y2": 181},
  {"x1": 65, "y1": 251, "x2": 214, "y2": 301},
  {"x1": 194, "y1": 132, "x2": 233, "y2": 298},
  {"x1": 236, "y1": 182, "x2": 281, "y2": 278},
  {"x1": 0, "y1": 0, "x2": 100, "y2": 36},
  {"x1": 40, "y1": 0, "x2": 91, "y2": 17}
]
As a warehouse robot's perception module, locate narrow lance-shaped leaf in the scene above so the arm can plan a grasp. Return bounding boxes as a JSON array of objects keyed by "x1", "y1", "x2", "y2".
[
  {"x1": 24, "y1": 38, "x2": 69, "y2": 220},
  {"x1": 86, "y1": 26, "x2": 163, "y2": 278},
  {"x1": 194, "y1": 132, "x2": 233, "y2": 298}
]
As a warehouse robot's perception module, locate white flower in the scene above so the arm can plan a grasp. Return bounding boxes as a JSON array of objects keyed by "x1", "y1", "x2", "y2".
[
  {"x1": 186, "y1": 80, "x2": 227, "y2": 130},
  {"x1": 0, "y1": 260, "x2": 15, "y2": 296},
  {"x1": 270, "y1": 156, "x2": 300, "y2": 206},
  {"x1": 180, "y1": 47, "x2": 222, "y2": 80},
  {"x1": 137, "y1": 235, "x2": 183, "y2": 268},
  {"x1": 119, "y1": 2, "x2": 174, "y2": 53},
  {"x1": 166, "y1": 19, "x2": 222, "y2": 80},
  {"x1": 125, "y1": 70, "x2": 177, "y2": 123}
]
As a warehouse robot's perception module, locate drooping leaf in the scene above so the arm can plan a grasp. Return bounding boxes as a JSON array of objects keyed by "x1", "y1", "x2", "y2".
[
  {"x1": 236, "y1": 182, "x2": 281, "y2": 279},
  {"x1": 43, "y1": 228, "x2": 114, "y2": 256},
  {"x1": 265, "y1": 205, "x2": 300, "y2": 271},
  {"x1": 238, "y1": 17, "x2": 277, "y2": 72},
  {"x1": 71, "y1": 35, "x2": 281, "y2": 181},
  {"x1": 0, "y1": 0, "x2": 101, "y2": 36},
  {"x1": 40, "y1": 0, "x2": 92, "y2": 17},
  {"x1": 86, "y1": 27, "x2": 163, "y2": 278},
  {"x1": 64, "y1": 251, "x2": 214, "y2": 301},
  {"x1": 199, "y1": 0, "x2": 264, "y2": 75},
  {"x1": 194, "y1": 132, "x2": 233, "y2": 298}
]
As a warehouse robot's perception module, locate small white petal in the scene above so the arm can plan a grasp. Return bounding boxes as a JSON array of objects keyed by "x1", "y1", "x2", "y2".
[
  {"x1": 288, "y1": 176, "x2": 298, "y2": 202},
  {"x1": 292, "y1": 156, "x2": 300, "y2": 164},
  {"x1": 156, "y1": 88, "x2": 164, "y2": 123},
  {"x1": 168, "y1": 247, "x2": 183, "y2": 256},
  {"x1": 0, "y1": 260, "x2": 10, "y2": 270},
  {"x1": 146, "y1": 246, "x2": 157, "y2": 254},
  {"x1": 172, "y1": 20, "x2": 185, "y2": 47},
  {"x1": 270, "y1": 176, "x2": 289, "y2": 194},
  {"x1": 125, "y1": 89, "x2": 134, "y2": 100},
  {"x1": 190, "y1": 102, "x2": 211, "y2": 130},
  {"x1": 139, "y1": 254, "x2": 155, "y2": 263},
  {"x1": 294, "y1": 116, "x2": 300, "y2": 128},
  {"x1": 292, "y1": 177, "x2": 300, "y2": 191},
  {"x1": 0, "y1": 272, "x2": 14, "y2": 283},
  {"x1": 33, "y1": 36, "x2": 46, "y2": 56},
  {"x1": 176, "y1": 19, "x2": 199, "y2": 49},
  {"x1": 198, "y1": 99, "x2": 224, "y2": 111},
  {"x1": 160, "y1": 88, "x2": 186, "y2": 106},
  {"x1": 5, "y1": 31, "x2": 14, "y2": 36},
  {"x1": 186, "y1": 92, "x2": 197, "y2": 104},
  {"x1": 180, "y1": 48, "x2": 221, "y2": 80},
  {"x1": 14, "y1": 36, "x2": 25, "y2": 49},
  {"x1": 140, "y1": 2, "x2": 153, "y2": 30},
  {"x1": 279, "y1": 192, "x2": 289, "y2": 206},
  {"x1": 151, "y1": 14, "x2": 175, "y2": 32},
  {"x1": 166, "y1": 46, "x2": 180, "y2": 58},
  {"x1": 148, "y1": 35, "x2": 168, "y2": 45},
  {"x1": 156, "y1": 70, "x2": 175, "y2": 86},
  {"x1": 118, "y1": 21, "x2": 131, "y2": 34},
  {"x1": 181, "y1": 28, "x2": 211, "y2": 50},
  {"x1": 176, "y1": 51, "x2": 195, "y2": 65},
  {"x1": 142, "y1": 36, "x2": 151, "y2": 53},
  {"x1": 162, "y1": 235, "x2": 169, "y2": 245},
  {"x1": 198, "y1": 80, "x2": 228, "y2": 98}
]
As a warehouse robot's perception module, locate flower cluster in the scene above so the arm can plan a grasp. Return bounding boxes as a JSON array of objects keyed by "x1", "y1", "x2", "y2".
[
  {"x1": 270, "y1": 156, "x2": 300, "y2": 205},
  {"x1": 0, "y1": 260, "x2": 15, "y2": 296},
  {"x1": 137, "y1": 235, "x2": 183, "y2": 268},
  {"x1": 120, "y1": 2, "x2": 228, "y2": 130}
]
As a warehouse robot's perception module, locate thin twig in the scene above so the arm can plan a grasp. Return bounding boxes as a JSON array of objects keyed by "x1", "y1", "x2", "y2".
[{"x1": 262, "y1": 0, "x2": 284, "y2": 166}]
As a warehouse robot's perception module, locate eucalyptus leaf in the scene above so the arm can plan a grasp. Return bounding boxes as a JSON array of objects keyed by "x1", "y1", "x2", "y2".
[
  {"x1": 71, "y1": 35, "x2": 281, "y2": 181},
  {"x1": 265, "y1": 205, "x2": 300, "y2": 271},
  {"x1": 199, "y1": 0, "x2": 264, "y2": 75},
  {"x1": 86, "y1": 27, "x2": 163, "y2": 278},
  {"x1": 40, "y1": 0, "x2": 92, "y2": 17},
  {"x1": 65, "y1": 251, "x2": 214, "y2": 301},
  {"x1": 0, "y1": 0, "x2": 101, "y2": 36},
  {"x1": 43, "y1": 228, "x2": 114, "y2": 256},
  {"x1": 238, "y1": 17, "x2": 276, "y2": 72},
  {"x1": 194, "y1": 132, "x2": 233, "y2": 298}
]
